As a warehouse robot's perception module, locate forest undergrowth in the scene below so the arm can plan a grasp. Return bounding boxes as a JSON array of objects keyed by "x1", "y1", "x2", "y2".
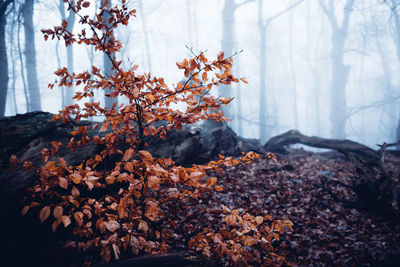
[{"x1": 166, "y1": 149, "x2": 400, "y2": 266}]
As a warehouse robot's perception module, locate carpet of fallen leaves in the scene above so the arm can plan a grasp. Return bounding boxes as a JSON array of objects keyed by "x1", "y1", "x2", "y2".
[{"x1": 161, "y1": 149, "x2": 400, "y2": 266}]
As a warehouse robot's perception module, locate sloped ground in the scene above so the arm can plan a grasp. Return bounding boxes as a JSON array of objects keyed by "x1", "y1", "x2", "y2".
[{"x1": 162, "y1": 149, "x2": 400, "y2": 266}]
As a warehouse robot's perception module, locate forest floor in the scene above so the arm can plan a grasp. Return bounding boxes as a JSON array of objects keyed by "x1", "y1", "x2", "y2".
[{"x1": 162, "y1": 149, "x2": 400, "y2": 266}]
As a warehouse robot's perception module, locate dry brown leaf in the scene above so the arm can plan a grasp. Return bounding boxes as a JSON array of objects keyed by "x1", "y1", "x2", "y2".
[
  {"x1": 105, "y1": 220, "x2": 120, "y2": 232},
  {"x1": 53, "y1": 206, "x2": 63, "y2": 219},
  {"x1": 39, "y1": 206, "x2": 51, "y2": 223}
]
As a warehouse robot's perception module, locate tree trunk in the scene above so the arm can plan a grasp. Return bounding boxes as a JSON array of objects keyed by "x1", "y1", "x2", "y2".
[
  {"x1": 22, "y1": 0, "x2": 41, "y2": 112},
  {"x1": 138, "y1": 0, "x2": 151, "y2": 71},
  {"x1": 288, "y1": 10, "x2": 299, "y2": 129},
  {"x1": 305, "y1": 0, "x2": 322, "y2": 136},
  {"x1": 257, "y1": 0, "x2": 304, "y2": 143},
  {"x1": 389, "y1": 1, "x2": 400, "y2": 146},
  {"x1": 319, "y1": 0, "x2": 354, "y2": 139},
  {"x1": 219, "y1": 0, "x2": 236, "y2": 120},
  {"x1": 65, "y1": 4, "x2": 75, "y2": 106},
  {"x1": 0, "y1": 0, "x2": 13, "y2": 116},
  {"x1": 258, "y1": 0, "x2": 268, "y2": 143},
  {"x1": 58, "y1": 0, "x2": 76, "y2": 107},
  {"x1": 397, "y1": 113, "x2": 400, "y2": 141},
  {"x1": 102, "y1": 0, "x2": 116, "y2": 109},
  {"x1": 17, "y1": 6, "x2": 29, "y2": 111}
]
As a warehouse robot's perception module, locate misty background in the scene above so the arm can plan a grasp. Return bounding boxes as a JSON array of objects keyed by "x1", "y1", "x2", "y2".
[{"x1": 1, "y1": 0, "x2": 400, "y2": 148}]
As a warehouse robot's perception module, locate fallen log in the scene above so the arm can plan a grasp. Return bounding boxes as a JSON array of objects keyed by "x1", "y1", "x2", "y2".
[
  {"x1": 264, "y1": 129, "x2": 399, "y2": 217},
  {"x1": 264, "y1": 129, "x2": 380, "y2": 164}
]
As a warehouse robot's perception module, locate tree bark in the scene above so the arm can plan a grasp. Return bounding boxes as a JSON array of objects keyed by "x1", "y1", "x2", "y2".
[{"x1": 22, "y1": 0, "x2": 41, "y2": 112}]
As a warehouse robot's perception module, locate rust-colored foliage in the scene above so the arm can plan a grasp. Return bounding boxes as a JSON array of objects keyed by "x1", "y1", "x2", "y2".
[{"x1": 19, "y1": 0, "x2": 291, "y2": 265}]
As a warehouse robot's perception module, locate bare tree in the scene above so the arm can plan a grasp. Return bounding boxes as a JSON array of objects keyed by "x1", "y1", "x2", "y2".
[
  {"x1": 288, "y1": 7, "x2": 299, "y2": 130},
  {"x1": 17, "y1": 4, "x2": 29, "y2": 110},
  {"x1": 186, "y1": 0, "x2": 199, "y2": 48},
  {"x1": 257, "y1": 0, "x2": 304, "y2": 142},
  {"x1": 7, "y1": 0, "x2": 17, "y2": 114},
  {"x1": 58, "y1": 0, "x2": 76, "y2": 107},
  {"x1": 0, "y1": 0, "x2": 13, "y2": 116},
  {"x1": 138, "y1": 0, "x2": 152, "y2": 71},
  {"x1": 101, "y1": 0, "x2": 117, "y2": 109},
  {"x1": 318, "y1": 0, "x2": 355, "y2": 139},
  {"x1": 305, "y1": 0, "x2": 324, "y2": 136},
  {"x1": 220, "y1": 0, "x2": 254, "y2": 123},
  {"x1": 22, "y1": 0, "x2": 41, "y2": 112},
  {"x1": 384, "y1": 0, "x2": 400, "y2": 143}
]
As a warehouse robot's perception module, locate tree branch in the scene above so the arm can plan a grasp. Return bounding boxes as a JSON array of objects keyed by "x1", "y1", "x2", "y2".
[
  {"x1": 341, "y1": 0, "x2": 355, "y2": 31},
  {"x1": 318, "y1": 0, "x2": 338, "y2": 31}
]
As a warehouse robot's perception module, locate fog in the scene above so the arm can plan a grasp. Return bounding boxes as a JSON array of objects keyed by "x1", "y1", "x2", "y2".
[{"x1": 1, "y1": 0, "x2": 400, "y2": 147}]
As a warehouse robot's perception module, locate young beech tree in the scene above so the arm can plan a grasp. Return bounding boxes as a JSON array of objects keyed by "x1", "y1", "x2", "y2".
[{"x1": 17, "y1": 0, "x2": 292, "y2": 266}]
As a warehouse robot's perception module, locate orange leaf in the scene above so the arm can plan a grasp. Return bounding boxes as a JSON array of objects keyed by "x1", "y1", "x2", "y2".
[
  {"x1": 41, "y1": 148, "x2": 50, "y2": 162},
  {"x1": 242, "y1": 236, "x2": 258, "y2": 247},
  {"x1": 85, "y1": 176, "x2": 99, "y2": 190},
  {"x1": 69, "y1": 173, "x2": 83, "y2": 184},
  {"x1": 39, "y1": 206, "x2": 51, "y2": 223},
  {"x1": 82, "y1": 1, "x2": 90, "y2": 8},
  {"x1": 106, "y1": 175, "x2": 116, "y2": 184},
  {"x1": 99, "y1": 120, "x2": 110, "y2": 133},
  {"x1": 62, "y1": 19, "x2": 68, "y2": 28},
  {"x1": 58, "y1": 157, "x2": 67, "y2": 169},
  {"x1": 138, "y1": 220, "x2": 148, "y2": 232},
  {"x1": 139, "y1": 150, "x2": 153, "y2": 164},
  {"x1": 147, "y1": 176, "x2": 160, "y2": 190},
  {"x1": 62, "y1": 215, "x2": 71, "y2": 227},
  {"x1": 255, "y1": 216, "x2": 263, "y2": 226},
  {"x1": 202, "y1": 95, "x2": 214, "y2": 105},
  {"x1": 217, "y1": 51, "x2": 224, "y2": 60},
  {"x1": 58, "y1": 176, "x2": 69, "y2": 189},
  {"x1": 95, "y1": 154, "x2": 102, "y2": 162},
  {"x1": 105, "y1": 220, "x2": 120, "y2": 232},
  {"x1": 201, "y1": 72, "x2": 208, "y2": 81},
  {"x1": 21, "y1": 205, "x2": 29, "y2": 216},
  {"x1": 71, "y1": 186, "x2": 80, "y2": 198},
  {"x1": 224, "y1": 214, "x2": 236, "y2": 226},
  {"x1": 53, "y1": 206, "x2": 63, "y2": 219},
  {"x1": 214, "y1": 185, "x2": 223, "y2": 191},
  {"x1": 52, "y1": 218, "x2": 62, "y2": 232},
  {"x1": 74, "y1": 212, "x2": 84, "y2": 227},
  {"x1": 23, "y1": 161, "x2": 34, "y2": 170},
  {"x1": 123, "y1": 148, "x2": 135, "y2": 161},
  {"x1": 240, "y1": 77, "x2": 248, "y2": 84},
  {"x1": 144, "y1": 200, "x2": 160, "y2": 222},
  {"x1": 206, "y1": 177, "x2": 217, "y2": 187}
]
